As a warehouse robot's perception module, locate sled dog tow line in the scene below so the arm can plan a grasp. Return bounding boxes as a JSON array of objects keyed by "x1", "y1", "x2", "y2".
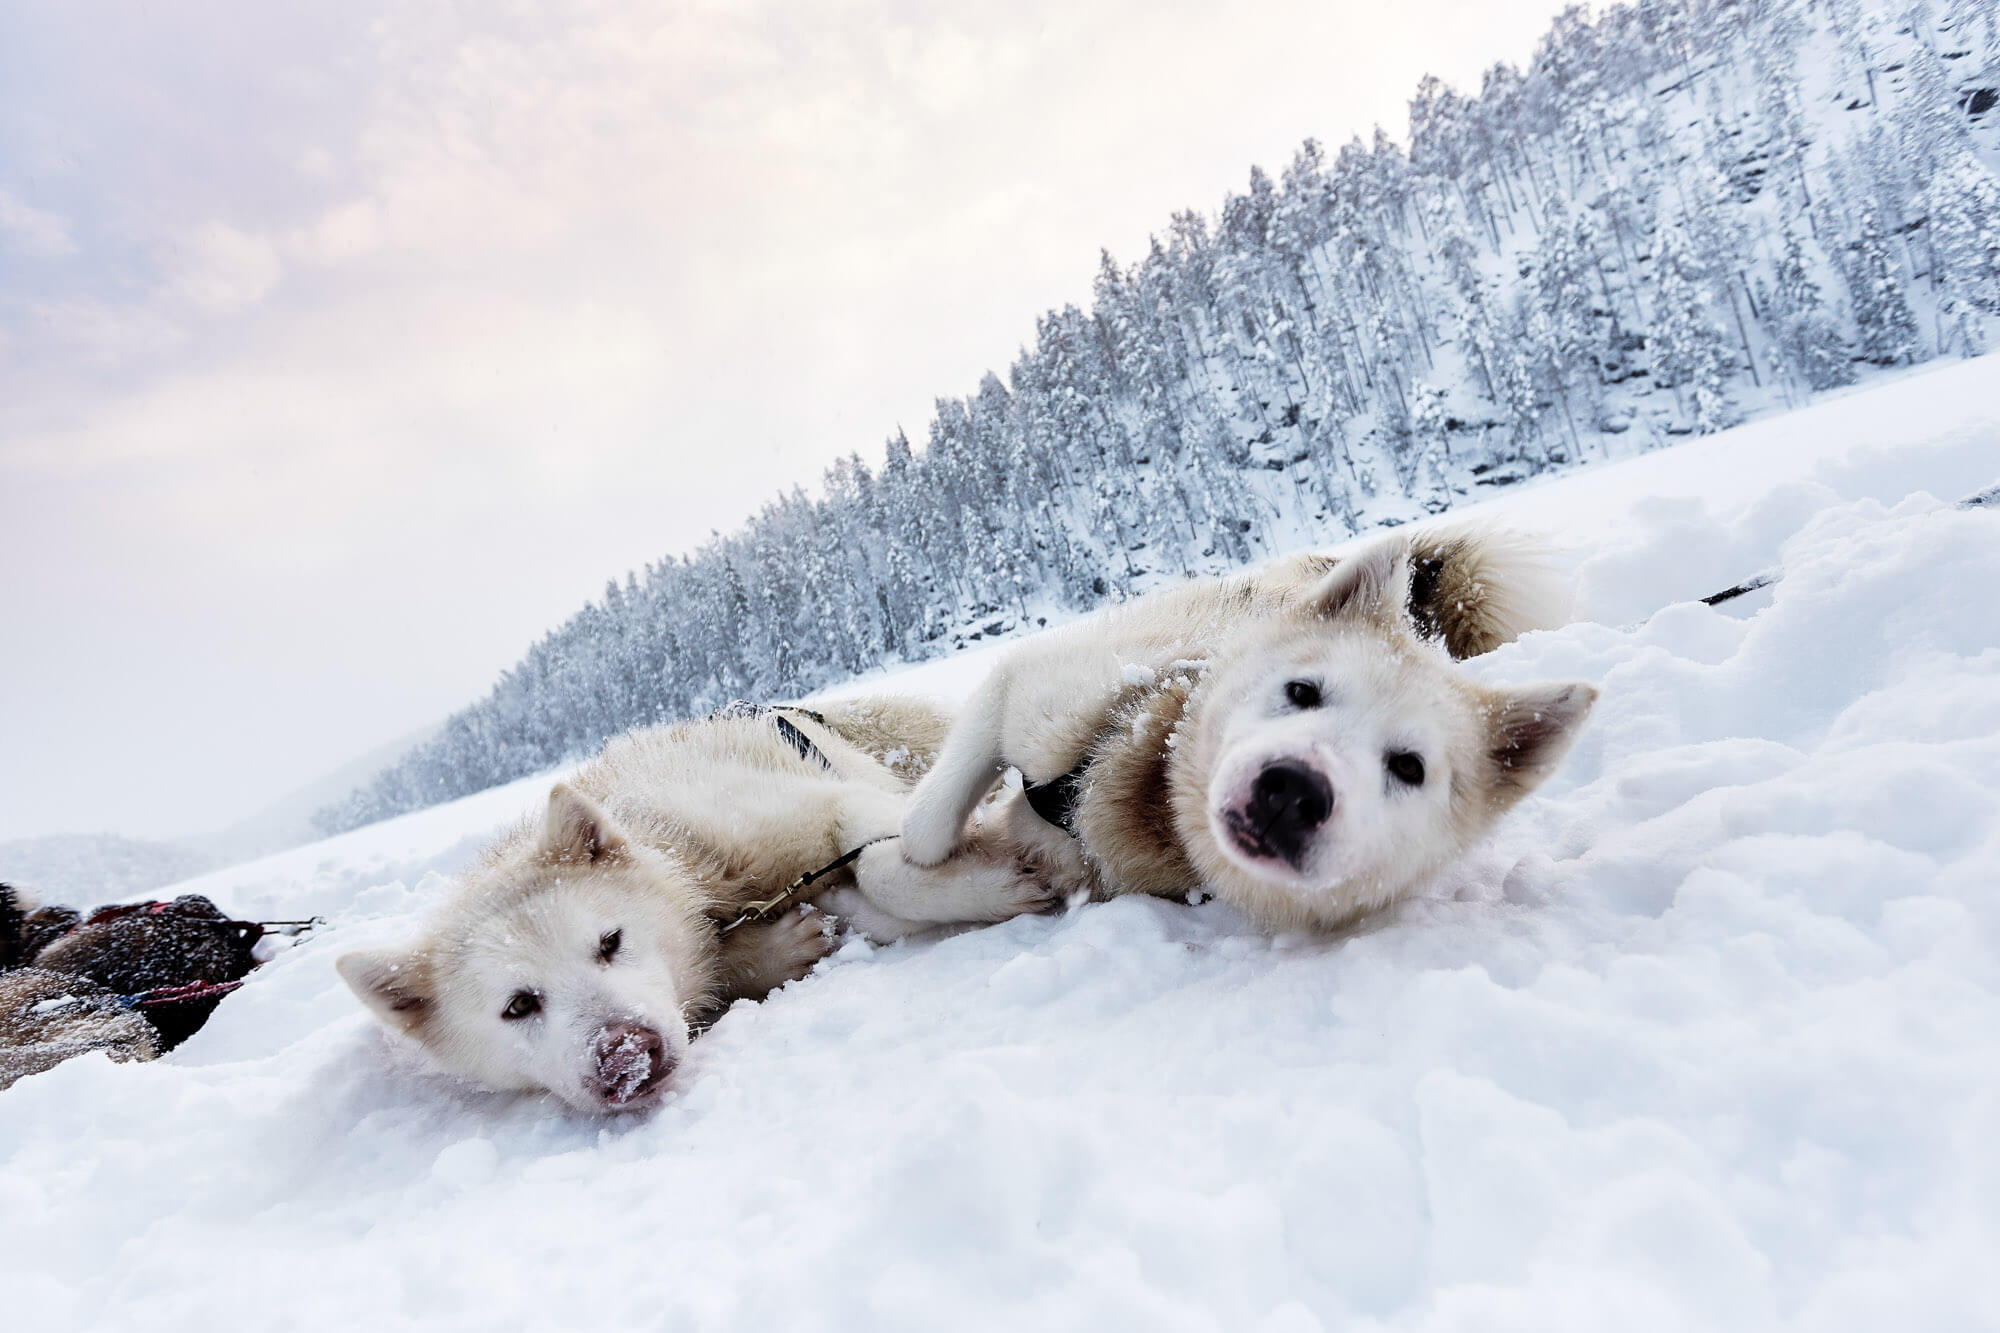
[
  {"x1": 1702, "y1": 479, "x2": 1999, "y2": 607},
  {"x1": 718, "y1": 836, "x2": 899, "y2": 935}
]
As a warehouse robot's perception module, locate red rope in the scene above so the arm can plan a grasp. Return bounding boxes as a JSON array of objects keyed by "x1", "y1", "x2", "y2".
[{"x1": 128, "y1": 979, "x2": 244, "y2": 1008}]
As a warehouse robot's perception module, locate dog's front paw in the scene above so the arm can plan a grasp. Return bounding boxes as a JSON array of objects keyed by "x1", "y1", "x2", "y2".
[
  {"x1": 900, "y1": 785, "x2": 966, "y2": 867},
  {"x1": 768, "y1": 905, "x2": 838, "y2": 979},
  {"x1": 717, "y1": 905, "x2": 838, "y2": 1001},
  {"x1": 953, "y1": 855, "x2": 1063, "y2": 922}
]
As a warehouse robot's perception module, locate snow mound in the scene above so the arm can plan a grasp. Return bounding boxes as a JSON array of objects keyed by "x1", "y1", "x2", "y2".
[{"x1": 2, "y1": 365, "x2": 1998, "y2": 1329}]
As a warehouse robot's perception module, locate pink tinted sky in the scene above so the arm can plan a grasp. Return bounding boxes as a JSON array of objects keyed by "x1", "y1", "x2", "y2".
[{"x1": 0, "y1": 0, "x2": 1570, "y2": 841}]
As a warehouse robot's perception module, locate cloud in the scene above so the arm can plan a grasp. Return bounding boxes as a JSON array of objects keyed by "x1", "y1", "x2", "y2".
[
  {"x1": 0, "y1": 191, "x2": 77, "y2": 257},
  {"x1": 171, "y1": 221, "x2": 284, "y2": 311}
]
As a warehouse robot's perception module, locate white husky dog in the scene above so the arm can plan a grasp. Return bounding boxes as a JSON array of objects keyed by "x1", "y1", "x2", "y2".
[
  {"x1": 338, "y1": 697, "x2": 1049, "y2": 1113},
  {"x1": 901, "y1": 528, "x2": 1597, "y2": 932}
]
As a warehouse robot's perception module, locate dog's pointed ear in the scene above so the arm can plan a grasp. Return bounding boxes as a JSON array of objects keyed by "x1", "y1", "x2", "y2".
[
  {"x1": 1483, "y1": 681, "x2": 1598, "y2": 805},
  {"x1": 542, "y1": 783, "x2": 629, "y2": 864},
  {"x1": 1308, "y1": 535, "x2": 1412, "y2": 625},
  {"x1": 336, "y1": 946, "x2": 433, "y2": 1033}
]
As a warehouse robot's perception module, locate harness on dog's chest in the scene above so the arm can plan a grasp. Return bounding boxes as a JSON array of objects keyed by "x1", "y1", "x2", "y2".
[
  {"x1": 1023, "y1": 765, "x2": 1088, "y2": 837},
  {"x1": 715, "y1": 700, "x2": 835, "y2": 771},
  {"x1": 1022, "y1": 666, "x2": 1203, "y2": 841}
]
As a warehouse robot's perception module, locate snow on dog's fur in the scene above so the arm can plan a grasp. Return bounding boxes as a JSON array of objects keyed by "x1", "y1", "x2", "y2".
[
  {"x1": 338, "y1": 697, "x2": 1052, "y2": 1113},
  {"x1": 902, "y1": 527, "x2": 1597, "y2": 931}
]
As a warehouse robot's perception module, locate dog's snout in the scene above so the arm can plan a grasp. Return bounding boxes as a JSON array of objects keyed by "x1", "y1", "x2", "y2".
[
  {"x1": 1244, "y1": 762, "x2": 1333, "y2": 865},
  {"x1": 589, "y1": 1020, "x2": 674, "y2": 1110}
]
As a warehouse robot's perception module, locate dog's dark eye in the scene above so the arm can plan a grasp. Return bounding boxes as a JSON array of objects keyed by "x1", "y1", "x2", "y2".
[
  {"x1": 1284, "y1": 679, "x2": 1323, "y2": 709},
  {"x1": 501, "y1": 991, "x2": 541, "y2": 1021},
  {"x1": 1386, "y1": 751, "x2": 1426, "y2": 787},
  {"x1": 598, "y1": 928, "x2": 622, "y2": 962}
]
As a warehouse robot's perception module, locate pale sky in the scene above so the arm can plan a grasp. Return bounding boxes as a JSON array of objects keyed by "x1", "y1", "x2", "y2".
[{"x1": 0, "y1": 0, "x2": 1572, "y2": 843}]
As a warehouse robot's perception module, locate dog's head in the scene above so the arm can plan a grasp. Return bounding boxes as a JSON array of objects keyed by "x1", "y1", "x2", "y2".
[
  {"x1": 1178, "y1": 535, "x2": 1596, "y2": 927},
  {"x1": 337, "y1": 784, "x2": 713, "y2": 1114}
]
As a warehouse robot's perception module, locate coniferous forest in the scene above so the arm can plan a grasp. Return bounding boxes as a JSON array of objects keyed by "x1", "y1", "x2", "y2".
[{"x1": 317, "y1": 0, "x2": 2000, "y2": 834}]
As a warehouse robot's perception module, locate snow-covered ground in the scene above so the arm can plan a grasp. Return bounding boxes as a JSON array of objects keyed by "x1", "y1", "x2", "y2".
[{"x1": 4, "y1": 357, "x2": 1998, "y2": 1330}]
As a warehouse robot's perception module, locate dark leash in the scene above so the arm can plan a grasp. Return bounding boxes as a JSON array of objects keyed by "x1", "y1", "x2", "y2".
[
  {"x1": 717, "y1": 835, "x2": 900, "y2": 935},
  {"x1": 68, "y1": 899, "x2": 324, "y2": 942},
  {"x1": 1703, "y1": 479, "x2": 1999, "y2": 606}
]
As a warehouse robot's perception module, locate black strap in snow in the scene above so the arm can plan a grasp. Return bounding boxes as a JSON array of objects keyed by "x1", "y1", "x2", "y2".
[
  {"x1": 1701, "y1": 478, "x2": 1998, "y2": 607},
  {"x1": 1701, "y1": 572, "x2": 1777, "y2": 607},
  {"x1": 1024, "y1": 765, "x2": 1087, "y2": 837}
]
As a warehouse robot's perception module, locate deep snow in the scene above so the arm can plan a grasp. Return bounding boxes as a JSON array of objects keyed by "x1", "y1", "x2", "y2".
[{"x1": 3, "y1": 356, "x2": 1998, "y2": 1331}]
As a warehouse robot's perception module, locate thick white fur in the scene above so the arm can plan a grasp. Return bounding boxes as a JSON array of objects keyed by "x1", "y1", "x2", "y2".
[
  {"x1": 903, "y1": 524, "x2": 1596, "y2": 931},
  {"x1": 337, "y1": 697, "x2": 1050, "y2": 1113}
]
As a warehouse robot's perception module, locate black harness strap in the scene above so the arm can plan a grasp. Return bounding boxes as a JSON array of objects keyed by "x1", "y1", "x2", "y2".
[
  {"x1": 1023, "y1": 766, "x2": 1088, "y2": 837},
  {"x1": 772, "y1": 714, "x2": 829, "y2": 770},
  {"x1": 718, "y1": 700, "x2": 836, "y2": 772}
]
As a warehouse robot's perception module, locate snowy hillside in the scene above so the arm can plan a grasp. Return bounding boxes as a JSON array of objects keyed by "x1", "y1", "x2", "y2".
[
  {"x1": 5, "y1": 358, "x2": 1995, "y2": 1330},
  {"x1": 0, "y1": 834, "x2": 214, "y2": 905},
  {"x1": 321, "y1": 0, "x2": 2000, "y2": 836},
  {"x1": 0, "y1": 726, "x2": 443, "y2": 901}
]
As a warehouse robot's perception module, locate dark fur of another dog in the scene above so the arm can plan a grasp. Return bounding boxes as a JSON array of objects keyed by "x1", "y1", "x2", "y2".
[{"x1": 1, "y1": 884, "x2": 265, "y2": 1085}]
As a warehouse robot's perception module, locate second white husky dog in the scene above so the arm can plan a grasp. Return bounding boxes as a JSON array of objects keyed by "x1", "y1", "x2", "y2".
[
  {"x1": 338, "y1": 697, "x2": 1050, "y2": 1113},
  {"x1": 901, "y1": 529, "x2": 1597, "y2": 931}
]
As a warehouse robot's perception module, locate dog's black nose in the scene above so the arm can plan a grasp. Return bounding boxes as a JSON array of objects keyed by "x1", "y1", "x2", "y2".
[{"x1": 1246, "y1": 762, "x2": 1334, "y2": 865}]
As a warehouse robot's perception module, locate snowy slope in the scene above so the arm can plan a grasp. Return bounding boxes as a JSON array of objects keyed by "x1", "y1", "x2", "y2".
[
  {"x1": 186, "y1": 721, "x2": 450, "y2": 868},
  {"x1": 3, "y1": 357, "x2": 1998, "y2": 1331}
]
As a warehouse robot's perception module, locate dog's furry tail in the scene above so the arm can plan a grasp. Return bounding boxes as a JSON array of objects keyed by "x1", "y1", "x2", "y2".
[{"x1": 1407, "y1": 523, "x2": 1573, "y2": 658}]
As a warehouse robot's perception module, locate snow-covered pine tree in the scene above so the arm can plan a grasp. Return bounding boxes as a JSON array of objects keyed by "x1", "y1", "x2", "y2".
[
  {"x1": 1409, "y1": 381, "x2": 1453, "y2": 505},
  {"x1": 1923, "y1": 151, "x2": 2000, "y2": 354},
  {"x1": 1526, "y1": 194, "x2": 1606, "y2": 440},
  {"x1": 1771, "y1": 227, "x2": 1857, "y2": 389},
  {"x1": 1650, "y1": 213, "x2": 1738, "y2": 433},
  {"x1": 1845, "y1": 200, "x2": 1926, "y2": 364}
]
